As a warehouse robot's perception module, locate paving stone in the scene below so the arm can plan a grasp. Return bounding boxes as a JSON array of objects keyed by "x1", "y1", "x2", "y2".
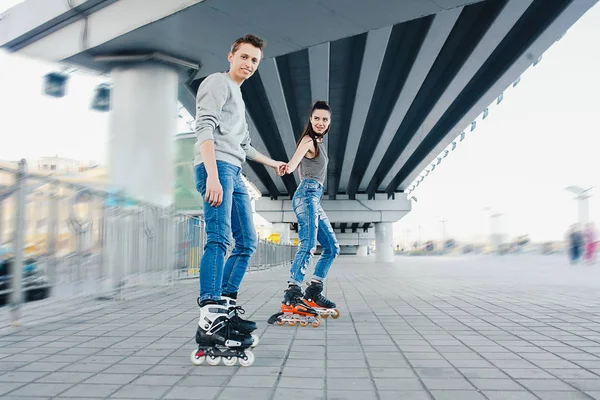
[{"x1": 2, "y1": 256, "x2": 600, "y2": 399}]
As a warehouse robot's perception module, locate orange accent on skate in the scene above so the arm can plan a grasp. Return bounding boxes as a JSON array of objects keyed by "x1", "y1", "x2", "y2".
[
  {"x1": 281, "y1": 303, "x2": 316, "y2": 316},
  {"x1": 281, "y1": 304, "x2": 295, "y2": 313},
  {"x1": 304, "y1": 300, "x2": 319, "y2": 309}
]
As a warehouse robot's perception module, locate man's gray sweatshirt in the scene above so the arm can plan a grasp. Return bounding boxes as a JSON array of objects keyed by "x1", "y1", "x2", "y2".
[{"x1": 194, "y1": 72, "x2": 258, "y2": 167}]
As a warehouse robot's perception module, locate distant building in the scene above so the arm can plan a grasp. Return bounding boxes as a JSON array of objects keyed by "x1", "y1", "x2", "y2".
[{"x1": 34, "y1": 156, "x2": 98, "y2": 173}]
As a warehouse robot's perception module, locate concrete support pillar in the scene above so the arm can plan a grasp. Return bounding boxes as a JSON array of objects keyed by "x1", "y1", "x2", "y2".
[
  {"x1": 109, "y1": 64, "x2": 178, "y2": 207},
  {"x1": 578, "y1": 196, "x2": 590, "y2": 225},
  {"x1": 375, "y1": 222, "x2": 394, "y2": 263},
  {"x1": 273, "y1": 223, "x2": 291, "y2": 245},
  {"x1": 357, "y1": 245, "x2": 368, "y2": 257}
]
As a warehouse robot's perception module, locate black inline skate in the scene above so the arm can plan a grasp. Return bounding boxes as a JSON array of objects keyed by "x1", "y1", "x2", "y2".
[
  {"x1": 191, "y1": 299, "x2": 255, "y2": 367},
  {"x1": 303, "y1": 280, "x2": 340, "y2": 319}
]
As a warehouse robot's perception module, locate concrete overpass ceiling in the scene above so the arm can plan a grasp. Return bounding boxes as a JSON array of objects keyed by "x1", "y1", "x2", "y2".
[
  {"x1": 364, "y1": 0, "x2": 511, "y2": 198},
  {"x1": 385, "y1": 0, "x2": 581, "y2": 195},
  {"x1": 357, "y1": 9, "x2": 462, "y2": 195},
  {"x1": 45, "y1": 0, "x2": 482, "y2": 76},
  {"x1": 345, "y1": 15, "x2": 435, "y2": 198},
  {"x1": 6, "y1": 0, "x2": 593, "y2": 200},
  {"x1": 378, "y1": 0, "x2": 531, "y2": 194}
]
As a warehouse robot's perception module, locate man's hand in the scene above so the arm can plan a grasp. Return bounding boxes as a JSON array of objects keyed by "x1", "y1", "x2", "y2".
[
  {"x1": 273, "y1": 161, "x2": 287, "y2": 176},
  {"x1": 205, "y1": 175, "x2": 223, "y2": 207}
]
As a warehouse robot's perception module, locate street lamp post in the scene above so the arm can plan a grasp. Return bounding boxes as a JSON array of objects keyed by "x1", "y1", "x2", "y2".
[
  {"x1": 483, "y1": 207, "x2": 504, "y2": 252},
  {"x1": 439, "y1": 217, "x2": 447, "y2": 248}
]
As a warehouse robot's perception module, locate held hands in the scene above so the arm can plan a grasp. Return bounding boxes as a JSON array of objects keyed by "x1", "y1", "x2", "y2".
[{"x1": 273, "y1": 161, "x2": 287, "y2": 176}]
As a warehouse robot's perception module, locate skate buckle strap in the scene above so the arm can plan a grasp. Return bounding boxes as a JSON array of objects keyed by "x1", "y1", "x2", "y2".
[
  {"x1": 224, "y1": 339, "x2": 242, "y2": 347},
  {"x1": 205, "y1": 319, "x2": 227, "y2": 335},
  {"x1": 208, "y1": 307, "x2": 229, "y2": 314}
]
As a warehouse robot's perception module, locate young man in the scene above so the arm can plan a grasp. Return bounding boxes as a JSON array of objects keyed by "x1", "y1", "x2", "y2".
[{"x1": 193, "y1": 35, "x2": 286, "y2": 350}]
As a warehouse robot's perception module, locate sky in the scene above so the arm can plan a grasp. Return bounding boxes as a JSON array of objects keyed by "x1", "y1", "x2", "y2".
[{"x1": 1, "y1": 0, "x2": 599, "y2": 244}]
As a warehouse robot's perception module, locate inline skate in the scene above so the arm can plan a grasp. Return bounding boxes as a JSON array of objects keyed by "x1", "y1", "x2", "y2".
[
  {"x1": 303, "y1": 280, "x2": 340, "y2": 319},
  {"x1": 191, "y1": 299, "x2": 255, "y2": 366},
  {"x1": 267, "y1": 284, "x2": 321, "y2": 327}
]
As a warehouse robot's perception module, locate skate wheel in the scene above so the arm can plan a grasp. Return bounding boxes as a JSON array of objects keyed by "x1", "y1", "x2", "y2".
[
  {"x1": 276, "y1": 320, "x2": 285, "y2": 326},
  {"x1": 239, "y1": 349, "x2": 255, "y2": 367},
  {"x1": 251, "y1": 333, "x2": 260, "y2": 348},
  {"x1": 207, "y1": 355, "x2": 221, "y2": 366},
  {"x1": 311, "y1": 319, "x2": 321, "y2": 328},
  {"x1": 331, "y1": 309, "x2": 341, "y2": 319},
  {"x1": 322, "y1": 314, "x2": 329, "y2": 319},
  {"x1": 223, "y1": 356, "x2": 237, "y2": 367},
  {"x1": 190, "y1": 349, "x2": 206, "y2": 366},
  {"x1": 288, "y1": 321, "x2": 297, "y2": 327},
  {"x1": 299, "y1": 320, "x2": 308, "y2": 327}
]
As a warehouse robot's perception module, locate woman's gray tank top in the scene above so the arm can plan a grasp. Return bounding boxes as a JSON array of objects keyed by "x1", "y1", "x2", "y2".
[{"x1": 300, "y1": 141, "x2": 328, "y2": 186}]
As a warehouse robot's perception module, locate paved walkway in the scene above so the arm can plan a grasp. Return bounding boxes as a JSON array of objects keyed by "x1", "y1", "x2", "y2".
[{"x1": 2, "y1": 254, "x2": 600, "y2": 400}]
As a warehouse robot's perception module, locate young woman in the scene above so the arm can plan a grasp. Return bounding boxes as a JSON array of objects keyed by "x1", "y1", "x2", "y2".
[{"x1": 269, "y1": 101, "x2": 341, "y2": 326}]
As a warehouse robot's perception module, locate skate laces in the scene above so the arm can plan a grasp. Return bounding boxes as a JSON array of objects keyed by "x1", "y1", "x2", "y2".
[
  {"x1": 229, "y1": 306, "x2": 246, "y2": 320},
  {"x1": 232, "y1": 305, "x2": 246, "y2": 315}
]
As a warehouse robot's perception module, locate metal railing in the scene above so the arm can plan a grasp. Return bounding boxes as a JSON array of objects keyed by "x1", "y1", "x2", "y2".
[{"x1": 0, "y1": 160, "x2": 296, "y2": 325}]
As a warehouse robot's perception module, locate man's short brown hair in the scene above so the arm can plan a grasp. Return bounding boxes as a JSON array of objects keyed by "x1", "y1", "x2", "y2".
[{"x1": 230, "y1": 34, "x2": 266, "y2": 57}]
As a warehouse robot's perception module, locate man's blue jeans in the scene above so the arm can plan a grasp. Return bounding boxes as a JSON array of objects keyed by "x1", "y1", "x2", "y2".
[
  {"x1": 195, "y1": 161, "x2": 257, "y2": 301},
  {"x1": 289, "y1": 179, "x2": 339, "y2": 286}
]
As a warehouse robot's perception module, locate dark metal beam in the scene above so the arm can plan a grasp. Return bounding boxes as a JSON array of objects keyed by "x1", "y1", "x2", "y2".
[
  {"x1": 281, "y1": 49, "x2": 312, "y2": 142},
  {"x1": 327, "y1": 33, "x2": 367, "y2": 199},
  {"x1": 276, "y1": 54, "x2": 304, "y2": 140},
  {"x1": 259, "y1": 58, "x2": 298, "y2": 163},
  {"x1": 339, "y1": 26, "x2": 391, "y2": 194},
  {"x1": 346, "y1": 15, "x2": 434, "y2": 198}
]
